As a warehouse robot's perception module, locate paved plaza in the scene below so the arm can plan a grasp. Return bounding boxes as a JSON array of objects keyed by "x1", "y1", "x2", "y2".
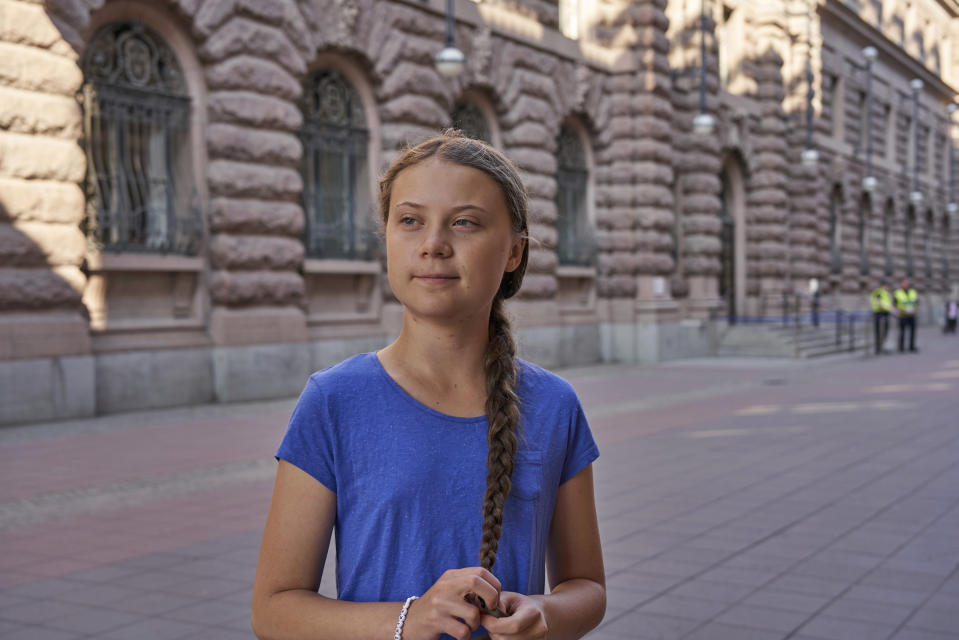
[{"x1": 1, "y1": 332, "x2": 958, "y2": 639}]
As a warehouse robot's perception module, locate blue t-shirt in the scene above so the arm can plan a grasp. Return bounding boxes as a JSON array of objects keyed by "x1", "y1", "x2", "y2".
[{"x1": 275, "y1": 352, "x2": 599, "y2": 633}]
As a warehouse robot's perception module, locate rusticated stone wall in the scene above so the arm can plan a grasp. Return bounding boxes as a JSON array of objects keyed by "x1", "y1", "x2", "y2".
[
  {"x1": 631, "y1": 0, "x2": 677, "y2": 285},
  {"x1": 668, "y1": 0, "x2": 721, "y2": 301},
  {"x1": 0, "y1": 1, "x2": 87, "y2": 318},
  {"x1": 195, "y1": 1, "x2": 309, "y2": 314},
  {"x1": 745, "y1": 49, "x2": 789, "y2": 295}
]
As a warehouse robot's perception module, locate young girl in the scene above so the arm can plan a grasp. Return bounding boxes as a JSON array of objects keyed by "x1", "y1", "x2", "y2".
[{"x1": 252, "y1": 131, "x2": 605, "y2": 640}]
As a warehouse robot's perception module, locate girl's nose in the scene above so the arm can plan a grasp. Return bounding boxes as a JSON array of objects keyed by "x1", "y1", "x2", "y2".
[{"x1": 420, "y1": 226, "x2": 452, "y2": 257}]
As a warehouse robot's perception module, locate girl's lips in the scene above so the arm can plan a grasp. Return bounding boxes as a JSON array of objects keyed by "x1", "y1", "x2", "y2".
[{"x1": 414, "y1": 275, "x2": 459, "y2": 283}]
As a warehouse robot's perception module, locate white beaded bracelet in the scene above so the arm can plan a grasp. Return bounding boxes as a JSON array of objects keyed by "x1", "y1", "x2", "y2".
[{"x1": 393, "y1": 595, "x2": 419, "y2": 640}]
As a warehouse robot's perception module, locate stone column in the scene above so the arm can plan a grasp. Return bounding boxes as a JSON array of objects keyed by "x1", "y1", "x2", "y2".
[
  {"x1": 746, "y1": 49, "x2": 790, "y2": 299},
  {"x1": 195, "y1": 0, "x2": 315, "y2": 401},
  {"x1": 668, "y1": 0, "x2": 722, "y2": 318},
  {"x1": 0, "y1": 0, "x2": 94, "y2": 423}
]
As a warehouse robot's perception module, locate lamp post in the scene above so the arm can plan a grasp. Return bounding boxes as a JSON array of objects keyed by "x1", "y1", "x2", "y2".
[
  {"x1": 801, "y1": 0, "x2": 818, "y2": 166},
  {"x1": 693, "y1": 0, "x2": 715, "y2": 135},
  {"x1": 861, "y1": 46, "x2": 878, "y2": 191},
  {"x1": 910, "y1": 78, "x2": 924, "y2": 205},
  {"x1": 434, "y1": 0, "x2": 465, "y2": 78},
  {"x1": 948, "y1": 103, "x2": 958, "y2": 215}
]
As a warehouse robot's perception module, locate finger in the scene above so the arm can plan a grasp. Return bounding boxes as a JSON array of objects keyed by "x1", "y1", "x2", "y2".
[
  {"x1": 483, "y1": 605, "x2": 537, "y2": 636},
  {"x1": 473, "y1": 567, "x2": 503, "y2": 594},
  {"x1": 462, "y1": 573, "x2": 501, "y2": 611}
]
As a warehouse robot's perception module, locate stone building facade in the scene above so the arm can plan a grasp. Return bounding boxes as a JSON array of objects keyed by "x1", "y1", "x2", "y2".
[{"x1": 1, "y1": 0, "x2": 957, "y2": 424}]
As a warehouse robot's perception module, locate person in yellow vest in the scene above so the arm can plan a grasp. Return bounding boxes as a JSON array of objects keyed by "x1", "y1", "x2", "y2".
[
  {"x1": 870, "y1": 282, "x2": 893, "y2": 354},
  {"x1": 894, "y1": 278, "x2": 919, "y2": 353}
]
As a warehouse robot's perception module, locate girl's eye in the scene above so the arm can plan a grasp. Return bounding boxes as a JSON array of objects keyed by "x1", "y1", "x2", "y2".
[
  {"x1": 398, "y1": 216, "x2": 418, "y2": 226},
  {"x1": 453, "y1": 219, "x2": 477, "y2": 228}
]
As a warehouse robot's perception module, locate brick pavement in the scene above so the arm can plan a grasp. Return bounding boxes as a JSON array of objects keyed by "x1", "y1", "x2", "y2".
[{"x1": 1, "y1": 333, "x2": 958, "y2": 639}]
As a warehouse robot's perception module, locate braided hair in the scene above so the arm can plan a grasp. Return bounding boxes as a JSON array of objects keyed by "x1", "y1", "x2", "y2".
[{"x1": 378, "y1": 130, "x2": 530, "y2": 571}]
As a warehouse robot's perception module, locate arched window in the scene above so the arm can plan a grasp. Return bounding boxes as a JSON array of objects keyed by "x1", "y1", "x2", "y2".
[
  {"x1": 883, "y1": 199, "x2": 894, "y2": 276},
  {"x1": 299, "y1": 68, "x2": 373, "y2": 260},
  {"x1": 858, "y1": 194, "x2": 869, "y2": 275},
  {"x1": 943, "y1": 215, "x2": 951, "y2": 280},
  {"x1": 829, "y1": 186, "x2": 843, "y2": 274},
  {"x1": 81, "y1": 22, "x2": 201, "y2": 254},
  {"x1": 905, "y1": 206, "x2": 916, "y2": 276},
  {"x1": 450, "y1": 101, "x2": 492, "y2": 144},
  {"x1": 554, "y1": 125, "x2": 594, "y2": 266}
]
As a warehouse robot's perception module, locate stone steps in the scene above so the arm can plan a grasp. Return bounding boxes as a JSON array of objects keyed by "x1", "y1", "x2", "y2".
[{"x1": 718, "y1": 322, "x2": 869, "y2": 358}]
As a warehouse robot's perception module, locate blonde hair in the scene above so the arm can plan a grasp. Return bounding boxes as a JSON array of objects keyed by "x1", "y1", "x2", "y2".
[{"x1": 378, "y1": 130, "x2": 529, "y2": 571}]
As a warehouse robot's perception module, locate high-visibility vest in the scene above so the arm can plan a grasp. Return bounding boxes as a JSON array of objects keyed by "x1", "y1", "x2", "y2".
[
  {"x1": 894, "y1": 288, "x2": 918, "y2": 313},
  {"x1": 870, "y1": 288, "x2": 892, "y2": 313}
]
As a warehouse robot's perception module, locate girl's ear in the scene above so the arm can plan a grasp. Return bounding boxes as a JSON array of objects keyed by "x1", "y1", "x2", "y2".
[{"x1": 505, "y1": 235, "x2": 526, "y2": 273}]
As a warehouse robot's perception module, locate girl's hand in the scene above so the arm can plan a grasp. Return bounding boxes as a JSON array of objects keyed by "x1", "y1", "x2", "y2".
[
  {"x1": 405, "y1": 567, "x2": 502, "y2": 640},
  {"x1": 480, "y1": 591, "x2": 548, "y2": 640}
]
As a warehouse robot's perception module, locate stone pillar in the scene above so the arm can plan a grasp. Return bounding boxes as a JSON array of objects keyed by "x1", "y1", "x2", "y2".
[
  {"x1": 592, "y1": 0, "x2": 676, "y2": 362},
  {"x1": 668, "y1": 0, "x2": 722, "y2": 318},
  {"x1": 747, "y1": 49, "x2": 790, "y2": 298},
  {"x1": 195, "y1": 0, "x2": 315, "y2": 401},
  {"x1": 0, "y1": 0, "x2": 94, "y2": 423}
]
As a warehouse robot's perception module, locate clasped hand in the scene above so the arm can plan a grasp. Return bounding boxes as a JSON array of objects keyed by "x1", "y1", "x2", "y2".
[{"x1": 404, "y1": 567, "x2": 548, "y2": 640}]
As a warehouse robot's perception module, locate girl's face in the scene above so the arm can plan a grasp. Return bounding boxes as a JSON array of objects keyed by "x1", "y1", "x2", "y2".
[{"x1": 385, "y1": 157, "x2": 525, "y2": 323}]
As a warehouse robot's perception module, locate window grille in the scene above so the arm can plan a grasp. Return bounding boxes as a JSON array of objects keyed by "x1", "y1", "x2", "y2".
[
  {"x1": 917, "y1": 122, "x2": 929, "y2": 176},
  {"x1": 299, "y1": 69, "x2": 374, "y2": 260},
  {"x1": 450, "y1": 102, "x2": 492, "y2": 144},
  {"x1": 883, "y1": 203, "x2": 893, "y2": 276},
  {"x1": 829, "y1": 188, "x2": 843, "y2": 274},
  {"x1": 905, "y1": 210, "x2": 915, "y2": 276},
  {"x1": 554, "y1": 126, "x2": 595, "y2": 266},
  {"x1": 895, "y1": 110, "x2": 911, "y2": 168},
  {"x1": 81, "y1": 22, "x2": 201, "y2": 254},
  {"x1": 858, "y1": 198, "x2": 869, "y2": 275}
]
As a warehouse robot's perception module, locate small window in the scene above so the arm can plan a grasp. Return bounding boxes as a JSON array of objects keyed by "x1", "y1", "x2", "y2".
[
  {"x1": 924, "y1": 210, "x2": 934, "y2": 278},
  {"x1": 554, "y1": 125, "x2": 594, "y2": 266},
  {"x1": 450, "y1": 101, "x2": 492, "y2": 145},
  {"x1": 905, "y1": 207, "x2": 916, "y2": 276},
  {"x1": 299, "y1": 68, "x2": 374, "y2": 260},
  {"x1": 829, "y1": 186, "x2": 843, "y2": 274},
  {"x1": 81, "y1": 22, "x2": 201, "y2": 254}
]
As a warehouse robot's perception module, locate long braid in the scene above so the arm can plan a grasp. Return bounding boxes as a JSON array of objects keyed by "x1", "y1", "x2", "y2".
[
  {"x1": 377, "y1": 130, "x2": 530, "y2": 572},
  {"x1": 479, "y1": 296, "x2": 520, "y2": 571}
]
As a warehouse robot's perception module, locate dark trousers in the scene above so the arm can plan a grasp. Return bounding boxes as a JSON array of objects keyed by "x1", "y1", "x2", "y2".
[
  {"x1": 898, "y1": 315, "x2": 916, "y2": 351},
  {"x1": 873, "y1": 311, "x2": 889, "y2": 353}
]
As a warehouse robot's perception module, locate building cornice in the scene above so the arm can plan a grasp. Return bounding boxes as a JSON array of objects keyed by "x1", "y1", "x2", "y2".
[{"x1": 821, "y1": 0, "x2": 958, "y2": 100}]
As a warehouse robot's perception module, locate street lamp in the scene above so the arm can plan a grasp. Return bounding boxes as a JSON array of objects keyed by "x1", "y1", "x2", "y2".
[
  {"x1": 861, "y1": 46, "x2": 878, "y2": 191},
  {"x1": 801, "y1": 0, "x2": 818, "y2": 167},
  {"x1": 434, "y1": 0, "x2": 465, "y2": 78},
  {"x1": 948, "y1": 103, "x2": 957, "y2": 215},
  {"x1": 693, "y1": 0, "x2": 715, "y2": 136},
  {"x1": 910, "y1": 78, "x2": 924, "y2": 205}
]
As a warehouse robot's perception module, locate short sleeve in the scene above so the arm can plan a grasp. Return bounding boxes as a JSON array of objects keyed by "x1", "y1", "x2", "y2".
[
  {"x1": 275, "y1": 377, "x2": 337, "y2": 493},
  {"x1": 560, "y1": 400, "x2": 599, "y2": 485}
]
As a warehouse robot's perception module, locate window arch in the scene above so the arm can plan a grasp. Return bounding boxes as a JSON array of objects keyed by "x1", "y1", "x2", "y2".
[
  {"x1": 299, "y1": 68, "x2": 373, "y2": 260},
  {"x1": 858, "y1": 194, "x2": 870, "y2": 275},
  {"x1": 943, "y1": 215, "x2": 951, "y2": 280},
  {"x1": 81, "y1": 21, "x2": 201, "y2": 254},
  {"x1": 450, "y1": 100, "x2": 493, "y2": 145},
  {"x1": 905, "y1": 206, "x2": 916, "y2": 276},
  {"x1": 883, "y1": 199, "x2": 894, "y2": 276},
  {"x1": 554, "y1": 123, "x2": 594, "y2": 266},
  {"x1": 829, "y1": 185, "x2": 843, "y2": 274}
]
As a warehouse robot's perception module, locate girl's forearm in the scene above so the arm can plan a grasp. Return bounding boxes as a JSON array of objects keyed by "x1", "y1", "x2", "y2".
[
  {"x1": 532, "y1": 578, "x2": 606, "y2": 640},
  {"x1": 252, "y1": 590, "x2": 406, "y2": 640}
]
